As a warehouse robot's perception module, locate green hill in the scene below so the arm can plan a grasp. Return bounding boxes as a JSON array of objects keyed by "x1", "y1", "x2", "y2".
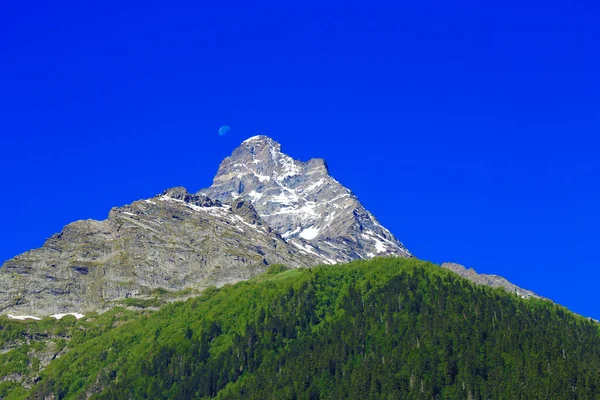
[{"x1": 5, "y1": 258, "x2": 600, "y2": 399}]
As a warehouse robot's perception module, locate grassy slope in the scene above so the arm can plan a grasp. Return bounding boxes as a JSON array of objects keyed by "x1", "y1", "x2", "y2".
[
  {"x1": 0, "y1": 308, "x2": 147, "y2": 398},
  {"x1": 5, "y1": 258, "x2": 600, "y2": 399}
]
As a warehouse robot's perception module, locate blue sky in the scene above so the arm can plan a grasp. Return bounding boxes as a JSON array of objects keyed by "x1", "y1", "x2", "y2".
[{"x1": 1, "y1": 1, "x2": 599, "y2": 318}]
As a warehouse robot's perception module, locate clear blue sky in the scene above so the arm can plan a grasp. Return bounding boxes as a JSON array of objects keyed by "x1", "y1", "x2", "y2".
[{"x1": 1, "y1": 1, "x2": 598, "y2": 318}]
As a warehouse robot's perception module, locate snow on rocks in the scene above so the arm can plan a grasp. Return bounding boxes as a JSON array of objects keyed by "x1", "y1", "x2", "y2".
[
  {"x1": 50, "y1": 313, "x2": 85, "y2": 320},
  {"x1": 7, "y1": 315, "x2": 41, "y2": 321},
  {"x1": 242, "y1": 135, "x2": 265, "y2": 144},
  {"x1": 281, "y1": 227, "x2": 301, "y2": 239},
  {"x1": 304, "y1": 178, "x2": 324, "y2": 193},
  {"x1": 248, "y1": 190, "x2": 263, "y2": 202},
  {"x1": 299, "y1": 226, "x2": 320, "y2": 240},
  {"x1": 7, "y1": 313, "x2": 85, "y2": 320}
]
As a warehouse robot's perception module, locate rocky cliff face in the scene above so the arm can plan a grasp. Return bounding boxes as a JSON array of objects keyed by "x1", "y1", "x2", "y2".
[
  {"x1": 0, "y1": 136, "x2": 411, "y2": 317},
  {"x1": 0, "y1": 187, "x2": 321, "y2": 317},
  {"x1": 201, "y1": 135, "x2": 412, "y2": 263}
]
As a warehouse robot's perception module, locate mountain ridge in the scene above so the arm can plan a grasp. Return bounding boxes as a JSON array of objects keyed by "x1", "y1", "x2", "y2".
[{"x1": 441, "y1": 262, "x2": 544, "y2": 300}]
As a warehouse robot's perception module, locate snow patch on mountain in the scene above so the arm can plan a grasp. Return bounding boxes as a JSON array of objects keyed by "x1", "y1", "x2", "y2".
[{"x1": 299, "y1": 226, "x2": 320, "y2": 240}]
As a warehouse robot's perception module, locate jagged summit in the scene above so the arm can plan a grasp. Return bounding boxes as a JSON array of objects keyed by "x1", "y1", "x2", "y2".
[
  {"x1": 242, "y1": 134, "x2": 277, "y2": 144},
  {"x1": 209, "y1": 135, "x2": 328, "y2": 186},
  {"x1": 202, "y1": 136, "x2": 412, "y2": 263}
]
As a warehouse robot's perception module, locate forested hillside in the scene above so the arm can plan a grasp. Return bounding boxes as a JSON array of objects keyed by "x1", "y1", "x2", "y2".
[{"x1": 5, "y1": 258, "x2": 600, "y2": 399}]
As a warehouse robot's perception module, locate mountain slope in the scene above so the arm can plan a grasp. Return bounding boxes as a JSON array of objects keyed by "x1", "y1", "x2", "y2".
[
  {"x1": 0, "y1": 188, "x2": 320, "y2": 317},
  {"x1": 201, "y1": 135, "x2": 412, "y2": 263},
  {"x1": 15, "y1": 258, "x2": 600, "y2": 400}
]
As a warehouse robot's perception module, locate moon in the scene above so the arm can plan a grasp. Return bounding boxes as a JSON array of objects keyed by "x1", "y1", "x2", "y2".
[{"x1": 218, "y1": 125, "x2": 231, "y2": 136}]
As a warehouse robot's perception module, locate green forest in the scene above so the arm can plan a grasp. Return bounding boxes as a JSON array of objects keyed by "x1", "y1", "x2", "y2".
[{"x1": 2, "y1": 258, "x2": 600, "y2": 399}]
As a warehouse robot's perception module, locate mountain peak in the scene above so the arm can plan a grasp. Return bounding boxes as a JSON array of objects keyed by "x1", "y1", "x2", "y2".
[
  {"x1": 242, "y1": 134, "x2": 277, "y2": 145},
  {"x1": 239, "y1": 135, "x2": 282, "y2": 159},
  {"x1": 211, "y1": 135, "x2": 301, "y2": 186},
  {"x1": 203, "y1": 137, "x2": 412, "y2": 263}
]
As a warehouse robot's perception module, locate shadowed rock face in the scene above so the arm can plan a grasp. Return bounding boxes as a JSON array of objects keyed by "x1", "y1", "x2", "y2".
[
  {"x1": 441, "y1": 262, "x2": 543, "y2": 300},
  {"x1": 0, "y1": 136, "x2": 412, "y2": 318},
  {"x1": 201, "y1": 135, "x2": 412, "y2": 264}
]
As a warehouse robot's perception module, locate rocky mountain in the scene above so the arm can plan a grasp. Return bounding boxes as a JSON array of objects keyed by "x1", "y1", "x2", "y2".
[
  {"x1": 1, "y1": 135, "x2": 547, "y2": 320},
  {"x1": 201, "y1": 135, "x2": 412, "y2": 263},
  {"x1": 0, "y1": 136, "x2": 411, "y2": 318},
  {"x1": 441, "y1": 262, "x2": 543, "y2": 300},
  {"x1": 0, "y1": 188, "x2": 322, "y2": 317}
]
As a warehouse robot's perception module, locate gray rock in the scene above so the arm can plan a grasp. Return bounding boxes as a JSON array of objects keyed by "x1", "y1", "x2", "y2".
[
  {"x1": 201, "y1": 135, "x2": 413, "y2": 264},
  {"x1": 441, "y1": 262, "x2": 543, "y2": 300},
  {"x1": 0, "y1": 188, "x2": 320, "y2": 317}
]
